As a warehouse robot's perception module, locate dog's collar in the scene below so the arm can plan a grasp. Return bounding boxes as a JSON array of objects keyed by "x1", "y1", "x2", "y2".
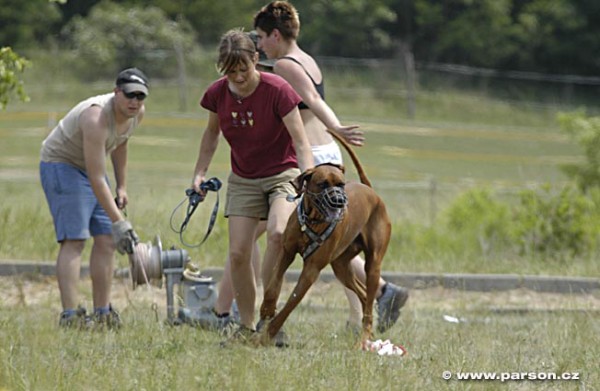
[{"x1": 297, "y1": 195, "x2": 340, "y2": 260}]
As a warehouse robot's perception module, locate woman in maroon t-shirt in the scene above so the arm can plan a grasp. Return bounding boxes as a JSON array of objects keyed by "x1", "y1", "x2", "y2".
[
  {"x1": 213, "y1": 3, "x2": 409, "y2": 337},
  {"x1": 191, "y1": 28, "x2": 314, "y2": 334}
]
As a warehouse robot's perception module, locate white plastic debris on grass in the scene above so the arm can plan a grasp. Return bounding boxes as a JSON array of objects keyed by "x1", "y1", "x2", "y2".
[
  {"x1": 443, "y1": 314, "x2": 467, "y2": 323},
  {"x1": 362, "y1": 339, "x2": 407, "y2": 356}
]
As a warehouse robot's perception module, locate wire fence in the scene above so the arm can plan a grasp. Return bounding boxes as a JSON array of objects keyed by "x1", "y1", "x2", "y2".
[
  {"x1": 9, "y1": 50, "x2": 588, "y2": 224},
  {"x1": 18, "y1": 47, "x2": 600, "y2": 117},
  {"x1": 317, "y1": 56, "x2": 600, "y2": 119}
]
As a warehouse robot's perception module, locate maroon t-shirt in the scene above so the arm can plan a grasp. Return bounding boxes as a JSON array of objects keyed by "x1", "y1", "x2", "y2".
[{"x1": 200, "y1": 72, "x2": 302, "y2": 179}]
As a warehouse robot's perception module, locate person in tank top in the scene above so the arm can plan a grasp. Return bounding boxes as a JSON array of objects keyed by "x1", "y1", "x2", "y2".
[
  {"x1": 40, "y1": 68, "x2": 149, "y2": 328},
  {"x1": 256, "y1": 1, "x2": 410, "y2": 333}
]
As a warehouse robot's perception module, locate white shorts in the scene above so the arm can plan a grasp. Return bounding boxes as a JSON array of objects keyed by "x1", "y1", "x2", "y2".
[{"x1": 311, "y1": 141, "x2": 343, "y2": 166}]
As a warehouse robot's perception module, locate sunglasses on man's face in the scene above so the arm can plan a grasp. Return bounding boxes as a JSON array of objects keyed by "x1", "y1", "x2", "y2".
[{"x1": 122, "y1": 90, "x2": 147, "y2": 101}]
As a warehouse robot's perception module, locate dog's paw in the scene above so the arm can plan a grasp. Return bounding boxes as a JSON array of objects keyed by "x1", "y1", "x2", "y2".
[
  {"x1": 248, "y1": 331, "x2": 264, "y2": 348},
  {"x1": 256, "y1": 318, "x2": 289, "y2": 348},
  {"x1": 258, "y1": 330, "x2": 272, "y2": 347}
]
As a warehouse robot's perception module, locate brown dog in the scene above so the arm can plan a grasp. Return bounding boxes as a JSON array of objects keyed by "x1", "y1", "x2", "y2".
[{"x1": 257, "y1": 129, "x2": 391, "y2": 348}]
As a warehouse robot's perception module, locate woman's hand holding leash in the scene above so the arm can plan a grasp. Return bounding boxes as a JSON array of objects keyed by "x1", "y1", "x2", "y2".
[{"x1": 170, "y1": 177, "x2": 222, "y2": 248}]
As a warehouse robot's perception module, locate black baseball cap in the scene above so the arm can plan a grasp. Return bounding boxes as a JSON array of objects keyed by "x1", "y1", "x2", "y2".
[{"x1": 116, "y1": 68, "x2": 149, "y2": 95}]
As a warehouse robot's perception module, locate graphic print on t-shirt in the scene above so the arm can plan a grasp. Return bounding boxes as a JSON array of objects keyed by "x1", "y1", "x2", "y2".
[{"x1": 231, "y1": 111, "x2": 254, "y2": 127}]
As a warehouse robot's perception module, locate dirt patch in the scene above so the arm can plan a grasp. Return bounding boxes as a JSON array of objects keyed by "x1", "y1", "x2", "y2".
[{"x1": 2, "y1": 275, "x2": 598, "y2": 315}]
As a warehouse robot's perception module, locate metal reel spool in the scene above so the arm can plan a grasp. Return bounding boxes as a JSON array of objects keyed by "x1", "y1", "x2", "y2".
[
  {"x1": 129, "y1": 236, "x2": 162, "y2": 288},
  {"x1": 128, "y1": 235, "x2": 189, "y2": 289},
  {"x1": 128, "y1": 235, "x2": 193, "y2": 324}
]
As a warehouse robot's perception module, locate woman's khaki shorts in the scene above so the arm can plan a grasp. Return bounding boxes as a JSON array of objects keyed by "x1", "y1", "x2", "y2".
[{"x1": 225, "y1": 168, "x2": 300, "y2": 219}]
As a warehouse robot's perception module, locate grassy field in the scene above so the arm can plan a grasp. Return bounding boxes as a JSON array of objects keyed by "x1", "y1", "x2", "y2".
[
  {"x1": 0, "y1": 64, "x2": 599, "y2": 390},
  {"x1": 1, "y1": 275, "x2": 598, "y2": 390},
  {"x1": 0, "y1": 90, "x2": 593, "y2": 276}
]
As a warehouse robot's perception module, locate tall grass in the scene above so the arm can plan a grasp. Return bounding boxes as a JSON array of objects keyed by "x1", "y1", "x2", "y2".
[
  {"x1": 1, "y1": 59, "x2": 597, "y2": 276},
  {"x1": 1, "y1": 51, "x2": 599, "y2": 391},
  {"x1": 1, "y1": 279, "x2": 598, "y2": 390}
]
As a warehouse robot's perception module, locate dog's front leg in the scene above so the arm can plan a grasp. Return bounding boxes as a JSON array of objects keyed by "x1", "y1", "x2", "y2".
[
  {"x1": 260, "y1": 249, "x2": 296, "y2": 321},
  {"x1": 267, "y1": 261, "x2": 324, "y2": 339}
]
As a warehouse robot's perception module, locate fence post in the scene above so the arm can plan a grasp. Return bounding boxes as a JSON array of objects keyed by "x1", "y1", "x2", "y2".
[
  {"x1": 173, "y1": 40, "x2": 187, "y2": 112},
  {"x1": 399, "y1": 42, "x2": 416, "y2": 120},
  {"x1": 429, "y1": 177, "x2": 437, "y2": 227}
]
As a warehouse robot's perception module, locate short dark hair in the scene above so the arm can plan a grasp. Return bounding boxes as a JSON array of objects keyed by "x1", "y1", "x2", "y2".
[{"x1": 254, "y1": 1, "x2": 300, "y2": 40}]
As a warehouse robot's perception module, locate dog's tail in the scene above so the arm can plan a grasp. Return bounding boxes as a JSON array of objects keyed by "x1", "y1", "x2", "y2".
[{"x1": 327, "y1": 129, "x2": 372, "y2": 188}]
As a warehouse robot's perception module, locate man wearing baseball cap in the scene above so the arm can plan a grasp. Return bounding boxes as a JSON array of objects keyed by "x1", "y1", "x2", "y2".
[
  {"x1": 40, "y1": 67, "x2": 149, "y2": 329},
  {"x1": 116, "y1": 67, "x2": 149, "y2": 95}
]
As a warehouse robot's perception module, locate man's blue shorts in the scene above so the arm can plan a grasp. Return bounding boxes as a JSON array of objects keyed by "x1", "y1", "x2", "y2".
[{"x1": 40, "y1": 161, "x2": 112, "y2": 242}]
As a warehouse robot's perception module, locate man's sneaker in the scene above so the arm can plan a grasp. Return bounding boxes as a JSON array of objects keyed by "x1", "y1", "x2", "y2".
[
  {"x1": 59, "y1": 306, "x2": 93, "y2": 329},
  {"x1": 377, "y1": 283, "x2": 409, "y2": 333},
  {"x1": 93, "y1": 304, "x2": 122, "y2": 330},
  {"x1": 256, "y1": 318, "x2": 289, "y2": 348}
]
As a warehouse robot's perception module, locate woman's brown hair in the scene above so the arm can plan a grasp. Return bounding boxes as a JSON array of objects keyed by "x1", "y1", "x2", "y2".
[{"x1": 217, "y1": 29, "x2": 257, "y2": 74}]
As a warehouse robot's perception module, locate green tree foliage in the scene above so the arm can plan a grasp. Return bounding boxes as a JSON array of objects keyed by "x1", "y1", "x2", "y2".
[
  {"x1": 514, "y1": 0, "x2": 600, "y2": 74},
  {"x1": 411, "y1": 0, "x2": 600, "y2": 74},
  {"x1": 413, "y1": 0, "x2": 521, "y2": 67},
  {"x1": 3, "y1": 0, "x2": 600, "y2": 75},
  {"x1": 433, "y1": 185, "x2": 600, "y2": 260},
  {"x1": 0, "y1": 47, "x2": 30, "y2": 109},
  {"x1": 441, "y1": 188, "x2": 511, "y2": 257},
  {"x1": 293, "y1": 0, "x2": 397, "y2": 57},
  {"x1": 60, "y1": 1, "x2": 200, "y2": 79},
  {"x1": 54, "y1": 0, "x2": 99, "y2": 19},
  {"x1": 119, "y1": 0, "x2": 262, "y2": 45},
  {"x1": 512, "y1": 185, "x2": 596, "y2": 258},
  {"x1": 0, "y1": 0, "x2": 62, "y2": 49},
  {"x1": 558, "y1": 111, "x2": 600, "y2": 192}
]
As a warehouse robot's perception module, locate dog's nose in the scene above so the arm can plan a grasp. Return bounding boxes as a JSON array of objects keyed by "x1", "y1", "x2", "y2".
[
  {"x1": 331, "y1": 193, "x2": 346, "y2": 206},
  {"x1": 326, "y1": 187, "x2": 348, "y2": 208}
]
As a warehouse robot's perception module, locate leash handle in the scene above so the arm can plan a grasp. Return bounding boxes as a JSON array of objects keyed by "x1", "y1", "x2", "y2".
[
  {"x1": 169, "y1": 177, "x2": 222, "y2": 248},
  {"x1": 184, "y1": 177, "x2": 221, "y2": 205},
  {"x1": 115, "y1": 197, "x2": 128, "y2": 217}
]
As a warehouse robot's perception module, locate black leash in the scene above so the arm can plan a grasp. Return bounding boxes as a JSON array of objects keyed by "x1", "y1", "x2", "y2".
[{"x1": 169, "y1": 177, "x2": 222, "y2": 248}]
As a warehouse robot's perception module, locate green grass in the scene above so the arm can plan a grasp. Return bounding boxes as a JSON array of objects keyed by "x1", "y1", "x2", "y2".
[
  {"x1": 1, "y1": 278, "x2": 598, "y2": 390},
  {"x1": 0, "y1": 74, "x2": 595, "y2": 277},
  {"x1": 1, "y1": 65, "x2": 599, "y2": 391}
]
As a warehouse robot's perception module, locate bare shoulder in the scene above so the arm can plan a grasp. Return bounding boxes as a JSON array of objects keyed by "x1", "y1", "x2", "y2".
[
  {"x1": 273, "y1": 57, "x2": 298, "y2": 75},
  {"x1": 79, "y1": 104, "x2": 108, "y2": 138},
  {"x1": 276, "y1": 53, "x2": 322, "y2": 83},
  {"x1": 80, "y1": 104, "x2": 104, "y2": 124},
  {"x1": 300, "y1": 52, "x2": 320, "y2": 72}
]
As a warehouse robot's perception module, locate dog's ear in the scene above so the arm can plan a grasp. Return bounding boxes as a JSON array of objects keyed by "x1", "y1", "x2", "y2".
[
  {"x1": 338, "y1": 164, "x2": 345, "y2": 174},
  {"x1": 292, "y1": 168, "x2": 314, "y2": 194}
]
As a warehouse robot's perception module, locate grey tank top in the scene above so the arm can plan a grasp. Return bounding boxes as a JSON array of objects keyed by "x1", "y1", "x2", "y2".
[{"x1": 40, "y1": 93, "x2": 136, "y2": 170}]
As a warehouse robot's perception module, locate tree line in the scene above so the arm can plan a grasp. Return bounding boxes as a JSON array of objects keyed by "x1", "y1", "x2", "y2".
[
  {"x1": 3, "y1": 0, "x2": 600, "y2": 257},
  {"x1": 1, "y1": 0, "x2": 599, "y2": 76}
]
